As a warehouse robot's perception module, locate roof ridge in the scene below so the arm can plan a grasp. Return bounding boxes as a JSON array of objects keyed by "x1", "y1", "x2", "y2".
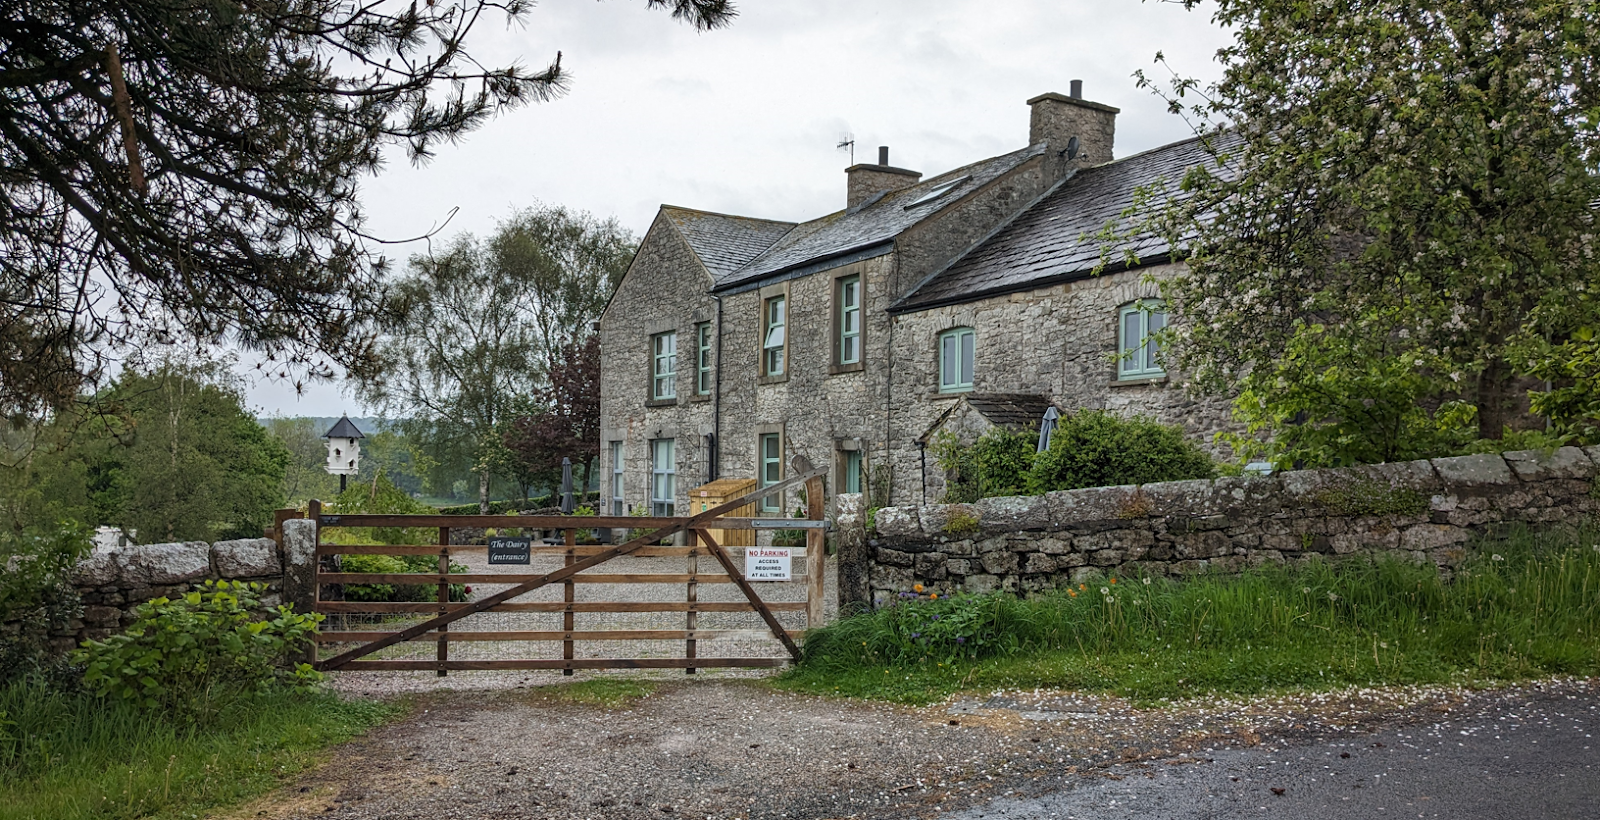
[{"x1": 660, "y1": 204, "x2": 797, "y2": 226}]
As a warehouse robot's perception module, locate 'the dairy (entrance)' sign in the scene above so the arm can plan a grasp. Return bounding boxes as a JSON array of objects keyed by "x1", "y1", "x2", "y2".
[{"x1": 744, "y1": 547, "x2": 792, "y2": 581}]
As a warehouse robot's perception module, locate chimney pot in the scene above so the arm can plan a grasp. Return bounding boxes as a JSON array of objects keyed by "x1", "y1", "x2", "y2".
[
  {"x1": 878, "y1": 146, "x2": 890, "y2": 166},
  {"x1": 1070, "y1": 79, "x2": 1083, "y2": 99}
]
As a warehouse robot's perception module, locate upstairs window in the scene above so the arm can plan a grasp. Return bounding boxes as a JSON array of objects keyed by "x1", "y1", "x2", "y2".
[
  {"x1": 695, "y1": 322, "x2": 713, "y2": 395},
  {"x1": 836, "y1": 274, "x2": 861, "y2": 366},
  {"x1": 651, "y1": 331, "x2": 677, "y2": 400},
  {"x1": 1118, "y1": 300, "x2": 1167, "y2": 380},
  {"x1": 762, "y1": 295, "x2": 787, "y2": 378},
  {"x1": 938, "y1": 327, "x2": 975, "y2": 393}
]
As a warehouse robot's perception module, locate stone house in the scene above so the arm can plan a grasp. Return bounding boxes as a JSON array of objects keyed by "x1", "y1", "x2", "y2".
[{"x1": 597, "y1": 83, "x2": 1233, "y2": 519}]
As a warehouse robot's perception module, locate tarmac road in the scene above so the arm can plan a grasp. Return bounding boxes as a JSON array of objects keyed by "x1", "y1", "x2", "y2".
[{"x1": 949, "y1": 686, "x2": 1599, "y2": 820}]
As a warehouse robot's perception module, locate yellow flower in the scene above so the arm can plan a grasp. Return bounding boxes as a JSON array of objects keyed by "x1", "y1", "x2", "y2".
[{"x1": 914, "y1": 583, "x2": 925, "y2": 593}]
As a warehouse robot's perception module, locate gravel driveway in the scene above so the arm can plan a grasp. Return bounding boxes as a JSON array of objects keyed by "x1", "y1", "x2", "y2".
[{"x1": 231, "y1": 676, "x2": 1598, "y2": 820}]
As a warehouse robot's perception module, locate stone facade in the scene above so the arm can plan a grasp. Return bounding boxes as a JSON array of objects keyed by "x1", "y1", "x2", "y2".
[
  {"x1": 845, "y1": 447, "x2": 1600, "y2": 608},
  {"x1": 4, "y1": 530, "x2": 316, "y2": 652},
  {"x1": 598, "y1": 84, "x2": 1234, "y2": 523},
  {"x1": 885, "y1": 263, "x2": 1235, "y2": 504}
]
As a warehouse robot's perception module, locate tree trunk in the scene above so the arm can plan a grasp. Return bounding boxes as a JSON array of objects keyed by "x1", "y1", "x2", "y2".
[
  {"x1": 478, "y1": 470, "x2": 490, "y2": 515},
  {"x1": 1476, "y1": 357, "x2": 1514, "y2": 441}
]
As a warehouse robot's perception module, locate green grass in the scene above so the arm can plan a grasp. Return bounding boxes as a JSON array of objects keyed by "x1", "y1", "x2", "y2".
[
  {"x1": 531, "y1": 678, "x2": 657, "y2": 708},
  {"x1": 781, "y1": 525, "x2": 1600, "y2": 704},
  {"x1": 0, "y1": 685, "x2": 399, "y2": 820}
]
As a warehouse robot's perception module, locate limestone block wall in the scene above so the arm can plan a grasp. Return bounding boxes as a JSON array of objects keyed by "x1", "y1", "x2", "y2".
[
  {"x1": 845, "y1": 447, "x2": 1600, "y2": 609},
  {"x1": 6, "y1": 525, "x2": 318, "y2": 652}
]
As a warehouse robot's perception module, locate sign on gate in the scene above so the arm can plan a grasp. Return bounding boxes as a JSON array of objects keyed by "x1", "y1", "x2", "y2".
[
  {"x1": 745, "y1": 547, "x2": 792, "y2": 581},
  {"x1": 487, "y1": 536, "x2": 532, "y2": 565}
]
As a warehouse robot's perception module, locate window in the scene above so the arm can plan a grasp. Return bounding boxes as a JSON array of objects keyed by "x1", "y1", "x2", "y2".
[
  {"x1": 762, "y1": 295, "x2": 786, "y2": 377},
  {"x1": 650, "y1": 439, "x2": 675, "y2": 516},
  {"x1": 758, "y1": 432, "x2": 783, "y2": 513},
  {"x1": 842, "y1": 449, "x2": 863, "y2": 494},
  {"x1": 836, "y1": 274, "x2": 861, "y2": 366},
  {"x1": 651, "y1": 331, "x2": 677, "y2": 400},
  {"x1": 938, "y1": 327, "x2": 975, "y2": 392},
  {"x1": 1118, "y1": 300, "x2": 1168, "y2": 380},
  {"x1": 609, "y1": 441, "x2": 625, "y2": 515},
  {"x1": 695, "y1": 322, "x2": 713, "y2": 395}
]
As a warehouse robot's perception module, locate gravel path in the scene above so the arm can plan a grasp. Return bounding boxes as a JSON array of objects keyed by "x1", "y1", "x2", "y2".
[{"x1": 231, "y1": 677, "x2": 1598, "y2": 820}]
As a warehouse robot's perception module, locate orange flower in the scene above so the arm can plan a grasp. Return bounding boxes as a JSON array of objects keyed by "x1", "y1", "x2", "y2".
[
  {"x1": 1109, "y1": 578, "x2": 1118, "y2": 585},
  {"x1": 1069, "y1": 590, "x2": 1078, "y2": 597},
  {"x1": 929, "y1": 593, "x2": 939, "y2": 600},
  {"x1": 913, "y1": 583, "x2": 925, "y2": 593},
  {"x1": 1079, "y1": 583, "x2": 1087, "y2": 590}
]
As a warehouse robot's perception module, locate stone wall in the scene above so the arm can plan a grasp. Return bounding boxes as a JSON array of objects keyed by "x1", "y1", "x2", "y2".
[
  {"x1": 843, "y1": 447, "x2": 1600, "y2": 609},
  {"x1": 7, "y1": 521, "x2": 317, "y2": 653}
]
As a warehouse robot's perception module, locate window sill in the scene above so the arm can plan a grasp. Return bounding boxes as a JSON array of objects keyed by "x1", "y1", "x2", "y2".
[
  {"x1": 758, "y1": 373, "x2": 790, "y2": 386},
  {"x1": 689, "y1": 393, "x2": 712, "y2": 403},
  {"x1": 829, "y1": 362, "x2": 865, "y2": 376},
  {"x1": 645, "y1": 397, "x2": 679, "y2": 408},
  {"x1": 929, "y1": 389, "x2": 972, "y2": 400},
  {"x1": 1110, "y1": 375, "x2": 1168, "y2": 388}
]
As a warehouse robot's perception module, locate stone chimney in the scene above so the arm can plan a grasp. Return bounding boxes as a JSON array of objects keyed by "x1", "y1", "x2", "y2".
[
  {"x1": 846, "y1": 145, "x2": 921, "y2": 209},
  {"x1": 1029, "y1": 81, "x2": 1119, "y2": 180}
]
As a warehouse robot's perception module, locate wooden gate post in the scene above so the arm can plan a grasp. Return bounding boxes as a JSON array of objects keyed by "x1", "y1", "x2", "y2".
[
  {"x1": 805, "y1": 474, "x2": 826, "y2": 629},
  {"x1": 685, "y1": 529, "x2": 698, "y2": 675},
  {"x1": 563, "y1": 527, "x2": 576, "y2": 676},
  {"x1": 437, "y1": 527, "x2": 450, "y2": 677}
]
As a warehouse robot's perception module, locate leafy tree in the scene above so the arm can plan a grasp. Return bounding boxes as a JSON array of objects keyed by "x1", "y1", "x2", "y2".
[
  {"x1": 355, "y1": 210, "x2": 633, "y2": 512},
  {"x1": 501, "y1": 336, "x2": 602, "y2": 501},
  {"x1": 0, "y1": 356, "x2": 288, "y2": 540},
  {"x1": 0, "y1": 0, "x2": 735, "y2": 419},
  {"x1": 1137, "y1": 0, "x2": 1600, "y2": 464},
  {"x1": 262, "y1": 417, "x2": 339, "y2": 505}
]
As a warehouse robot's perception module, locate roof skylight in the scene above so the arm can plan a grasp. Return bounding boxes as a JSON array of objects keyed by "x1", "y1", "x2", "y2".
[{"x1": 904, "y1": 176, "x2": 970, "y2": 209}]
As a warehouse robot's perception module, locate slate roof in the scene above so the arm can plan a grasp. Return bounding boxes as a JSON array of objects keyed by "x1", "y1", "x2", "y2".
[
  {"x1": 661, "y1": 207, "x2": 797, "y2": 283},
  {"x1": 963, "y1": 394, "x2": 1056, "y2": 429},
  {"x1": 894, "y1": 134, "x2": 1237, "y2": 312},
  {"x1": 710, "y1": 144, "x2": 1049, "y2": 293},
  {"x1": 323, "y1": 415, "x2": 365, "y2": 439}
]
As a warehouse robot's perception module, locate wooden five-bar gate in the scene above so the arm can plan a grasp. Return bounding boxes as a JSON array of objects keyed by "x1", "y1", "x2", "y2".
[{"x1": 305, "y1": 462, "x2": 828, "y2": 674}]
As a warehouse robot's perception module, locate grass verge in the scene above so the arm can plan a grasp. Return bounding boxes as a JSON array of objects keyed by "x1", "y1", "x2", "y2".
[
  {"x1": 531, "y1": 678, "x2": 657, "y2": 708},
  {"x1": 780, "y1": 525, "x2": 1600, "y2": 705},
  {"x1": 0, "y1": 685, "x2": 400, "y2": 820}
]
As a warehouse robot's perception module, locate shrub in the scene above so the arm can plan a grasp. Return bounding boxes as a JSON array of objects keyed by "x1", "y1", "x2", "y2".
[
  {"x1": 323, "y1": 472, "x2": 437, "y2": 545},
  {"x1": 1028, "y1": 410, "x2": 1215, "y2": 493},
  {"x1": 73, "y1": 580, "x2": 322, "y2": 710},
  {"x1": 931, "y1": 428, "x2": 1036, "y2": 503},
  {"x1": 340, "y1": 553, "x2": 469, "y2": 602},
  {"x1": 0, "y1": 523, "x2": 91, "y2": 683}
]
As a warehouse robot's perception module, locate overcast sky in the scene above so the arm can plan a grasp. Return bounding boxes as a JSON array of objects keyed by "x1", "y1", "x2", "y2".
[{"x1": 247, "y1": 0, "x2": 1234, "y2": 420}]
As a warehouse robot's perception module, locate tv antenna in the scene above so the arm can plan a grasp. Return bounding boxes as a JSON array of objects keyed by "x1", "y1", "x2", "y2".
[{"x1": 836, "y1": 135, "x2": 855, "y2": 165}]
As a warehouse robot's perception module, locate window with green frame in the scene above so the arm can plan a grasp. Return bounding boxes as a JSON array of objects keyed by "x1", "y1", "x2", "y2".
[
  {"x1": 836, "y1": 274, "x2": 861, "y2": 365},
  {"x1": 762, "y1": 295, "x2": 786, "y2": 377},
  {"x1": 651, "y1": 331, "x2": 677, "y2": 399},
  {"x1": 938, "y1": 327, "x2": 975, "y2": 392},
  {"x1": 1117, "y1": 300, "x2": 1167, "y2": 380},
  {"x1": 650, "y1": 438, "x2": 675, "y2": 516},
  {"x1": 841, "y1": 449, "x2": 862, "y2": 494},
  {"x1": 695, "y1": 322, "x2": 712, "y2": 395},
  {"x1": 758, "y1": 432, "x2": 782, "y2": 512}
]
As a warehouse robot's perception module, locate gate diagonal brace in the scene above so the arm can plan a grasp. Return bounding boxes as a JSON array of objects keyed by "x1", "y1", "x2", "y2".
[
  {"x1": 694, "y1": 529, "x2": 803, "y2": 662},
  {"x1": 314, "y1": 465, "x2": 827, "y2": 671}
]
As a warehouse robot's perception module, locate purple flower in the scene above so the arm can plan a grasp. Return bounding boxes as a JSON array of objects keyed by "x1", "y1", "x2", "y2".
[
  {"x1": 910, "y1": 632, "x2": 921, "y2": 639},
  {"x1": 932, "y1": 614, "x2": 941, "y2": 621},
  {"x1": 955, "y1": 636, "x2": 966, "y2": 644}
]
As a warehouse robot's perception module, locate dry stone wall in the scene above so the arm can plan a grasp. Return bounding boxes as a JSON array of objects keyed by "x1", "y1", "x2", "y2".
[
  {"x1": 844, "y1": 447, "x2": 1600, "y2": 608},
  {"x1": 8, "y1": 524, "x2": 317, "y2": 652}
]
